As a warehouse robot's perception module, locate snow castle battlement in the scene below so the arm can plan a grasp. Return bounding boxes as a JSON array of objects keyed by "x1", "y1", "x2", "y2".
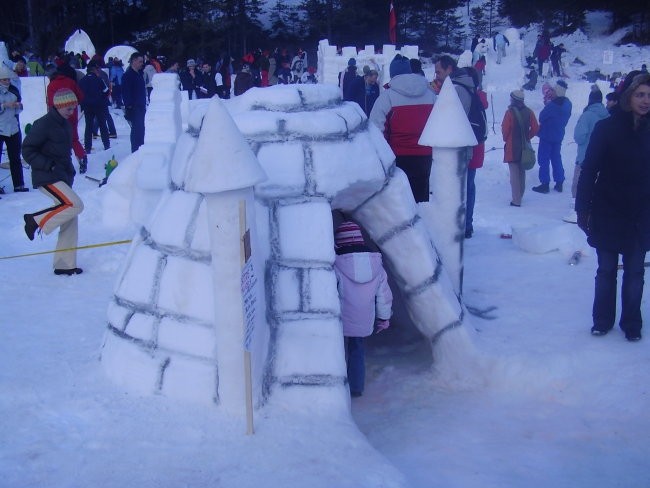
[
  {"x1": 317, "y1": 39, "x2": 419, "y2": 87},
  {"x1": 101, "y1": 74, "x2": 477, "y2": 417}
]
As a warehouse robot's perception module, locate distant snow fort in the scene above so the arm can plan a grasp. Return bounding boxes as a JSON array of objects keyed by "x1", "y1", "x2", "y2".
[{"x1": 101, "y1": 73, "x2": 479, "y2": 417}]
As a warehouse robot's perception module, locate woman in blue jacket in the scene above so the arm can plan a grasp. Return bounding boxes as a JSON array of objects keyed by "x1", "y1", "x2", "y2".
[
  {"x1": 564, "y1": 85, "x2": 609, "y2": 223},
  {"x1": 576, "y1": 73, "x2": 650, "y2": 341}
]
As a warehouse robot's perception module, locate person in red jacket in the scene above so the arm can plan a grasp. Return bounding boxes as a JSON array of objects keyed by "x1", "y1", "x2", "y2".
[
  {"x1": 369, "y1": 55, "x2": 436, "y2": 202},
  {"x1": 465, "y1": 67, "x2": 489, "y2": 238},
  {"x1": 46, "y1": 68, "x2": 87, "y2": 172}
]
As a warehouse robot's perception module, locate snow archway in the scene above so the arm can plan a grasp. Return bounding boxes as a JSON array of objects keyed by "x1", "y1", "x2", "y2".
[{"x1": 101, "y1": 75, "x2": 479, "y2": 416}]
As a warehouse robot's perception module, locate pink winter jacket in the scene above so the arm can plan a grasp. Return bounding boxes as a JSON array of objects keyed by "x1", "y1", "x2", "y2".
[{"x1": 334, "y1": 252, "x2": 393, "y2": 338}]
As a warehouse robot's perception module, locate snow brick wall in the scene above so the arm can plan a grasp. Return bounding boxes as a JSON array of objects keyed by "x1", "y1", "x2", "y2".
[{"x1": 101, "y1": 79, "x2": 479, "y2": 417}]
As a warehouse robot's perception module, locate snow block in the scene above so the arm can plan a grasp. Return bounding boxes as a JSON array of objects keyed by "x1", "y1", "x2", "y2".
[
  {"x1": 169, "y1": 133, "x2": 198, "y2": 189},
  {"x1": 312, "y1": 134, "x2": 387, "y2": 201},
  {"x1": 101, "y1": 334, "x2": 161, "y2": 395},
  {"x1": 305, "y1": 268, "x2": 339, "y2": 313},
  {"x1": 160, "y1": 356, "x2": 218, "y2": 405},
  {"x1": 157, "y1": 256, "x2": 214, "y2": 323},
  {"x1": 269, "y1": 383, "x2": 351, "y2": 418},
  {"x1": 136, "y1": 144, "x2": 175, "y2": 190},
  {"x1": 123, "y1": 312, "x2": 157, "y2": 343},
  {"x1": 272, "y1": 266, "x2": 301, "y2": 313},
  {"x1": 274, "y1": 319, "x2": 346, "y2": 378},
  {"x1": 189, "y1": 200, "x2": 211, "y2": 254},
  {"x1": 276, "y1": 201, "x2": 335, "y2": 262},
  {"x1": 106, "y1": 301, "x2": 132, "y2": 331},
  {"x1": 512, "y1": 223, "x2": 586, "y2": 255},
  {"x1": 255, "y1": 142, "x2": 307, "y2": 198},
  {"x1": 114, "y1": 245, "x2": 161, "y2": 304},
  {"x1": 157, "y1": 318, "x2": 216, "y2": 359},
  {"x1": 148, "y1": 191, "x2": 203, "y2": 249}
]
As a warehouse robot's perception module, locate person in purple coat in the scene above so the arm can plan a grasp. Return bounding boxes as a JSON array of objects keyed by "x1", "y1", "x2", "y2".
[{"x1": 333, "y1": 221, "x2": 393, "y2": 397}]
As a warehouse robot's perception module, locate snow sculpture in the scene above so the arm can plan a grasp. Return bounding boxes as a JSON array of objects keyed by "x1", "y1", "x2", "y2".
[
  {"x1": 317, "y1": 39, "x2": 419, "y2": 88},
  {"x1": 101, "y1": 79, "x2": 479, "y2": 415},
  {"x1": 104, "y1": 45, "x2": 138, "y2": 68},
  {"x1": 418, "y1": 77, "x2": 477, "y2": 295},
  {"x1": 64, "y1": 29, "x2": 95, "y2": 58},
  {"x1": 0, "y1": 42, "x2": 9, "y2": 66}
]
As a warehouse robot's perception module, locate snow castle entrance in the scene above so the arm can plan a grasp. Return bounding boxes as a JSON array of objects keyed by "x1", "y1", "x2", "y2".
[{"x1": 101, "y1": 74, "x2": 477, "y2": 416}]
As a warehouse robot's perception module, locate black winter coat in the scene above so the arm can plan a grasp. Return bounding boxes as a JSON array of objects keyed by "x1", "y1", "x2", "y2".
[
  {"x1": 576, "y1": 110, "x2": 650, "y2": 253},
  {"x1": 22, "y1": 108, "x2": 76, "y2": 188},
  {"x1": 78, "y1": 72, "x2": 109, "y2": 108},
  {"x1": 179, "y1": 69, "x2": 204, "y2": 99}
]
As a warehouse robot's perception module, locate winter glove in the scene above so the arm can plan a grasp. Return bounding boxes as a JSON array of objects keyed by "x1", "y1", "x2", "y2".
[
  {"x1": 577, "y1": 212, "x2": 590, "y2": 236},
  {"x1": 124, "y1": 106, "x2": 133, "y2": 122}
]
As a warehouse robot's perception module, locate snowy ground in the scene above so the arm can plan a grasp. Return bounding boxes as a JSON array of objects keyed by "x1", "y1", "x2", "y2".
[{"x1": 1, "y1": 24, "x2": 650, "y2": 488}]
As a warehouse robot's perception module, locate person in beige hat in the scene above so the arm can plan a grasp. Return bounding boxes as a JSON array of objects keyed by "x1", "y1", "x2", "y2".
[
  {"x1": 22, "y1": 88, "x2": 85, "y2": 275},
  {"x1": 501, "y1": 89, "x2": 539, "y2": 206}
]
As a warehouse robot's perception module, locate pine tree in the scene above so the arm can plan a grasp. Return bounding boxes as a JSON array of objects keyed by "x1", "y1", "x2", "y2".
[
  {"x1": 469, "y1": 5, "x2": 489, "y2": 38},
  {"x1": 269, "y1": 0, "x2": 292, "y2": 40},
  {"x1": 435, "y1": 7, "x2": 465, "y2": 51}
]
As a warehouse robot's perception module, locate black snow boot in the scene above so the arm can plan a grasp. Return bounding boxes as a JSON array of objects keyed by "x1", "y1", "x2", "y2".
[
  {"x1": 79, "y1": 156, "x2": 88, "y2": 174},
  {"x1": 24, "y1": 214, "x2": 39, "y2": 241},
  {"x1": 532, "y1": 183, "x2": 550, "y2": 194}
]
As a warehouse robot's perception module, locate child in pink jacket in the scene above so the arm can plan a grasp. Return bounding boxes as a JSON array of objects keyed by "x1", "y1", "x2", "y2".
[{"x1": 333, "y1": 221, "x2": 393, "y2": 397}]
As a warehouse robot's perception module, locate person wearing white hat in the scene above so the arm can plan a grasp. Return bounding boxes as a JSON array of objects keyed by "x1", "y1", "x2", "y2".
[
  {"x1": 0, "y1": 64, "x2": 28, "y2": 194},
  {"x1": 179, "y1": 58, "x2": 203, "y2": 100}
]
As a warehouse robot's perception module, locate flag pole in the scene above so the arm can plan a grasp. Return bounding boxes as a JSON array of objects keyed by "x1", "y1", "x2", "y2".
[{"x1": 389, "y1": 1, "x2": 397, "y2": 45}]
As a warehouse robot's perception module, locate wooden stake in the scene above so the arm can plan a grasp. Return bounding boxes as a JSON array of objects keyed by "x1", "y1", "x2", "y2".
[{"x1": 239, "y1": 200, "x2": 255, "y2": 435}]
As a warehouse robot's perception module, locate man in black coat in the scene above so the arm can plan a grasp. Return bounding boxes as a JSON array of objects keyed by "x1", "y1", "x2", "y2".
[
  {"x1": 122, "y1": 52, "x2": 147, "y2": 153},
  {"x1": 197, "y1": 61, "x2": 217, "y2": 98},
  {"x1": 22, "y1": 88, "x2": 85, "y2": 276},
  {"x1": 78, "y1": 60, "x2": 110, "y2": 158}
]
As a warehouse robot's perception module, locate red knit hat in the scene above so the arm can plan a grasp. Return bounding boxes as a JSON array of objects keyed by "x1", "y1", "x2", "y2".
[{"x1": 335, "y1": 221, "x2": 365, "y2": 247}]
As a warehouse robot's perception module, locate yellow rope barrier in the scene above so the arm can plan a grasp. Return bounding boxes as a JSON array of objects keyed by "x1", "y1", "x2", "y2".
[{"x1": 0, "y1": 239, "x2": 132, "y2": 260}]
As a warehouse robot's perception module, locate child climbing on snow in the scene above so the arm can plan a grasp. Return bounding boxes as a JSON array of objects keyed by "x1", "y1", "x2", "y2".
[{"x1": 333, "y1": 221, "x2": 393, "y2": 398}]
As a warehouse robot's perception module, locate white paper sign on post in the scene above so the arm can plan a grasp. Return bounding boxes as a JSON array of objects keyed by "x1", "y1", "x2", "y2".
[
  {"x1": 603, "y1": 50, "x2": 614, "y2": 65},
  {"x1": 240, "y1": 244, "x2": 258, "y2": 352}
]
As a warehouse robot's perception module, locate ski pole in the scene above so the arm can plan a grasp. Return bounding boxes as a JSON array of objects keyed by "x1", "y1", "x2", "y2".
[
  {"x1": 490, "y1": 93, "x2": 496, "y2": 134},
  {"x1": 0, "y1": 239, "x2": 132, "y2": 260}
]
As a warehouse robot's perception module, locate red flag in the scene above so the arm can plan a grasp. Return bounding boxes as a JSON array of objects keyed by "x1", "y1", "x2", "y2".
[{"x1": 389, "y1": 2, "x2": 397, "y2": 44}]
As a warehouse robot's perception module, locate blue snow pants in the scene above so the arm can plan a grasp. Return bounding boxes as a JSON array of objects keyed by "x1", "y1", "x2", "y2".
[
  {"x1": 537, "y1": 138, "x2": 564, "y2": 185},
  {"x1": 345, "y1": 336, "x2": 365, "y2": 395}
]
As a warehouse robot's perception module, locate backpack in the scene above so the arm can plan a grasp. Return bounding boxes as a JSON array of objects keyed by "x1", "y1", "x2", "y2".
[{"x1": 454, "y1": 82, "x2": 488, "y2": 143}]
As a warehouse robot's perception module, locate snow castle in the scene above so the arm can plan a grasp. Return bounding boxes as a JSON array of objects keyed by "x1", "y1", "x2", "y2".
[{"x1": 101, "y1": 73, "x2": 478, "y2": 417}]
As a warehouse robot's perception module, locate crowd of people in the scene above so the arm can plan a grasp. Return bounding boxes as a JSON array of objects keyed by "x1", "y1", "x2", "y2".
[{"x1": 1, "y1": 33, "x2": 649, "y2": 381}]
